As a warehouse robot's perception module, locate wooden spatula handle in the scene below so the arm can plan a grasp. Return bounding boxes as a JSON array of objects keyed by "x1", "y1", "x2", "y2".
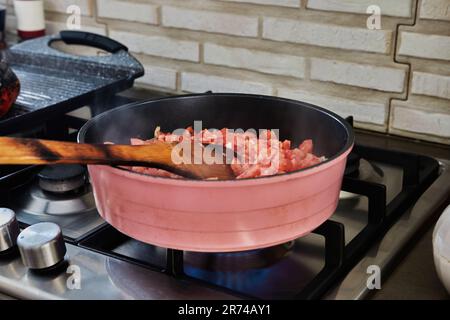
[
  {"x1": 0, "y1": 137, "x2": 172, "y2": 166},
  {"x1": 0, "y1": 137, "x2": 236, "y2": 180}
]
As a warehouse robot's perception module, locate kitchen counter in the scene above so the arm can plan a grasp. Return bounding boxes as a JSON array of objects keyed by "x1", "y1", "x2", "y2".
[
  {"x1": 372, "y1": 225, "x2": 449, "y2": 299},
  {"x1": 0, "y1": 292, "x2": 14, "y2": 300}
]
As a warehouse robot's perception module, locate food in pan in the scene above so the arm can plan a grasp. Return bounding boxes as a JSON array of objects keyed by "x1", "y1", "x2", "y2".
[{"x1": 128, "y1": 126, "x2": 325, "y2": 179}]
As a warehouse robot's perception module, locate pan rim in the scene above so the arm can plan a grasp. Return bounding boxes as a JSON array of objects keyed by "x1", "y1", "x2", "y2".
[
  {"x1": 87, "y1": 147, "x2": 352, "y2": 187},
  {"x1": 78, "y1": 92, "x2": 354, "y2": 183}
]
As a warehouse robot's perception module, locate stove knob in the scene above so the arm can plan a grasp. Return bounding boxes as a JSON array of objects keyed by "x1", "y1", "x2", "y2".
[
  {"x1": 0, "y1": 208, "x2": 20, "y2": 252},
  {"x1": 17, "y1": 222, "x2": 66, "y2": 270}
]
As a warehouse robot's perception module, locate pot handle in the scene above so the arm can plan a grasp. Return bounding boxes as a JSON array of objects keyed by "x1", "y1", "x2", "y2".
[{"x1": 59, "y1": 31, "x2": 128, "y2": 53}]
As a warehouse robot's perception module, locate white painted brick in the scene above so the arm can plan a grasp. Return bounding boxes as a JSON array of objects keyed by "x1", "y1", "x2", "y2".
[
  {"x1": 109, "y1": 30, "x2": 199, "y2": 62},
  {"x1": 307, "y1": 0, "x2": 413, "y2": 18},
  {"x1": 278, "y1": 88, "x2": 387, "y2": 125},
  {"x1": 411, "y1": 72, "x2": 450, "y2": 100},
  {"x1": 219, "y1": 0, "x2": 300, "y2": 8},
  {"x1": 45, "y1": 20, "x2": 106, "y2": 36},
  {"x1": 263, "y1": 17, "x2": 392, "y2": 54},
  {"x1": 420, "y1": 0, "x2": 450, "y2": 22},
  {"x1": 181, "y1": 72, "x2": 272, "y2": 95},
  {"x1": 97, "y1": 0, "x2": 158, "y2": 24},
  {"x1": 204, "y1": 43, "x2": 305, "y2": 79},
  {"x1": 136, "y1": 65, "x2": 177, "y2": 90},
  {"x1": 399, "y1": 32, "x2": 450, "y2": 61},
  {"x1": 310, "y1": 58, "x2": 406, "y2": 93},
  {"x1": 392, "y1": 106, "x2": 450, "y2": 138},
  {"x1": 45, "y1": 0, "x2": 92, "y2": 16},
  {"x1": 162, "y1": 6, "x2": 258, "y2": 37}
]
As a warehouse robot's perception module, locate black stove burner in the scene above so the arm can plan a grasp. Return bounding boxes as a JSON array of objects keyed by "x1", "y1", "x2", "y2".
[
  {"x1": 184, "y1": 241, "x2": 295, "y2": 272},
  {"x1": 38, "y1": 165, "x2": 87, "y2": 193},
  {"x1": 8, "y1": 164, "x2": 96, "y2": 217}
]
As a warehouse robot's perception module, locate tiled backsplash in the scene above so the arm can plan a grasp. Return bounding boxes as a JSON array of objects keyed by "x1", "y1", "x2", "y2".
[{"x1": 2, "y1": 0, "x2": 449, "y2": 144}]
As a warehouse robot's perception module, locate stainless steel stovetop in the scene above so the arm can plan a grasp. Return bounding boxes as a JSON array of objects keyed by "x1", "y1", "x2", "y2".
[{"x1": 0, "y1": 94, "x2": 449, "y2": 300}]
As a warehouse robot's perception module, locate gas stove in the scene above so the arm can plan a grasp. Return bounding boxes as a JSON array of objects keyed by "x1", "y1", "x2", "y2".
[
  {"x1": 0, "y1": 89, "x2": 449, "y2": 300},
  {"x1": 8, "y1": 164, "x2": 103, "y2": 242}
]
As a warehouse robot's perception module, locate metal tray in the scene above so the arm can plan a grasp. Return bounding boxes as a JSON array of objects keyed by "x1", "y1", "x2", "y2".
[{"x1": 0, "y1": 31, "x2": 144, "y2": 135}]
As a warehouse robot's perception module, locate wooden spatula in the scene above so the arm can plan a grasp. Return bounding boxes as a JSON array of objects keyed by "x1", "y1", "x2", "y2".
[{"x1": 0, "y1": 137, "x2": 235, "y2": 180}]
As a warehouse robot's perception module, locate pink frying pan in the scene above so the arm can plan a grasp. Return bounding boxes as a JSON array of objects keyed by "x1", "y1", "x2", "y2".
[{"x1": 79, "y1": 93, "x2": 354, "y2": 252}]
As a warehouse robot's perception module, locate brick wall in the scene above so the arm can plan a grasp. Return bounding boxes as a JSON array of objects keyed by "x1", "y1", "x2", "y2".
[
  {"x1": 2, "y1": 0, "x2": 449, "y2": 144},
  {"x1": 391, "y1": 0, "x2": 450, "y2": 144}
]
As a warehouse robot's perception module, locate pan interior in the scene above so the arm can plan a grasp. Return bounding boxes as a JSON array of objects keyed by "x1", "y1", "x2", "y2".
[{"x1": 79, "y1": 94, "x2": 352, "y2": 161}]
